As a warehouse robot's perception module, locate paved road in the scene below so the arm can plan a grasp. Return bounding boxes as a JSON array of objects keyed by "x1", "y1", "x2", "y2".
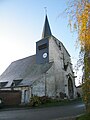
[{"x1": 0, "y1": 102, "x2": 85, "y2": 120}]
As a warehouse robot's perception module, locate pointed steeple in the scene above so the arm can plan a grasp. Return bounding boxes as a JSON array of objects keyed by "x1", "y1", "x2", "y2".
[{"x1": 42, "y1": 15, "x2": 52, "y2": 39}]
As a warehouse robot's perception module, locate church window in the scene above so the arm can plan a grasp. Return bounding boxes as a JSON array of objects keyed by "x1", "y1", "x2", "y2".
[{"x1": 38, "y1": 43, "x2": 47, "y2": 50}]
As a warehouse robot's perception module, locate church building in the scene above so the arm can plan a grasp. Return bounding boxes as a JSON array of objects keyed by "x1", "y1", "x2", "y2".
[{"x1": 0, "y1": 15, "x2": 77, "y2": 104}]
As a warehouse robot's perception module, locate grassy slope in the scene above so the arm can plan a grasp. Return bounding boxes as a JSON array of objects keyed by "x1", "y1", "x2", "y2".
[{"x1": 76, "y1": 113, "x2": 90, "y2": 120}]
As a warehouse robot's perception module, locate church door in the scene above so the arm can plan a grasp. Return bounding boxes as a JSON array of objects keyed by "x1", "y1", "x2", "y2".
[{"x1": 68, "y1": 77, "x2": 74, "y2": 99}]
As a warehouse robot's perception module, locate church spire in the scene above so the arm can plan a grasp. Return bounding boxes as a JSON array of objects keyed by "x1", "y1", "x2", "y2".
[{"x1": 42, "y1": 15, "x2": 52, "y2": 39}]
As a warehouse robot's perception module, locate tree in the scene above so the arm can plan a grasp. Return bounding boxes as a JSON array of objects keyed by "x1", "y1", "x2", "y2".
[{"x1": 66, "y1": 0, "x2": 90, "y2": 113}]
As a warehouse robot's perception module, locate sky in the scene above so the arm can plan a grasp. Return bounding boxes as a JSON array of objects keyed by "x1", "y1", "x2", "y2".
[{"x1": 0, "y1": 0, "x2": 82, "y2": 86}]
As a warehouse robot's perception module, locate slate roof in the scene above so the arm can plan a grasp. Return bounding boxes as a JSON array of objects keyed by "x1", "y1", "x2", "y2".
[
  {"x1": 42, "y1": 15, "x2": 52, "y2": 39},
  {"x1": 0, "y1": 55, "x2": 53, "y2": 88}
]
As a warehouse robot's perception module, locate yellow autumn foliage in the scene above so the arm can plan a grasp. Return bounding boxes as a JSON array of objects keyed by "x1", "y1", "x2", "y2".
[
  {"x1": 77, "y1": 1, "x2": 90, "y2": 51},
  {"x1": 77, "y1": 1, "x2": 90, "y2": 50},
  {"x1": 66, "y1": 0, "x2": 90, "y2": 113},
  {"x1": 67, "y1": 0, "x2": 90, "y2": 50}
]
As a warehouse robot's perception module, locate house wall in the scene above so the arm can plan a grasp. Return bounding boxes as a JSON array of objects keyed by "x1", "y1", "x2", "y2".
[
  {"x1": 14, "y1": 87, "x2": 31, "y2": 104},
  {"x1": 1, "y1": 87, "x2": 32, "y2": 104}
]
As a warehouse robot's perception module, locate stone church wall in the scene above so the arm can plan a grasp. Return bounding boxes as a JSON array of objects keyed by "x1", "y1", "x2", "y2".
[
  {"x1": 49, "y1": 36, "x2": 66, "y2": 96},
  {"x1": 32, "y1": 76, "x2": 45, "y2": 97}
]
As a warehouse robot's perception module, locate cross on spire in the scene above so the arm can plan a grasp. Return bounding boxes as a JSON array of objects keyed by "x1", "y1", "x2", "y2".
[{"x1": 44, "y1": 7, "x2": 47, "y2": 15}]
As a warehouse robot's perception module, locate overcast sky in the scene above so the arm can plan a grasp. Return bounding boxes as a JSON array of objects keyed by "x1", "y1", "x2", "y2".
[{"x1": 0, "y1": 0, "x2": 81, "y2": 86}]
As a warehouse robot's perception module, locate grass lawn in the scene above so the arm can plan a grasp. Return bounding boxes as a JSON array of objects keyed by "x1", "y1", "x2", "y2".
[{"x1": 76, "y1": 113, "x2": 90, "y2": 120}]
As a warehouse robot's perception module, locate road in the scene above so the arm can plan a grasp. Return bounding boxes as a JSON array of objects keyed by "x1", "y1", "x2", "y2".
[{"x1": 0, "y1": 102, "x2": 85, "y2": 120}]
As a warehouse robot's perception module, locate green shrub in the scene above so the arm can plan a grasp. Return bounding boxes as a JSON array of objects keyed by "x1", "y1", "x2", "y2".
[
  {"x1": 39, "y1": 96, "x2": 52, "y2": 104},
  {"x1": 30, "y1": 96, "x2": 53, "y2": 107},
  {"x1": 29, "y1": 96, "x2": 75, "y2": 107},
  {"x1": 30, "y1": 96, "x2": 41, "y2": 107}
]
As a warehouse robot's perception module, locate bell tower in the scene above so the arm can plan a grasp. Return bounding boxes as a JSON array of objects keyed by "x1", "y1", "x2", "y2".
[{"x1": 36, "y1": 15, "x2": 52, "y2": 64}]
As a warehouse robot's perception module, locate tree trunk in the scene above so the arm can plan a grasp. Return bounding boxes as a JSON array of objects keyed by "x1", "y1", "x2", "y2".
[{"x1": 84, "y1": 50, "x2": 90, "y2": 113}]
